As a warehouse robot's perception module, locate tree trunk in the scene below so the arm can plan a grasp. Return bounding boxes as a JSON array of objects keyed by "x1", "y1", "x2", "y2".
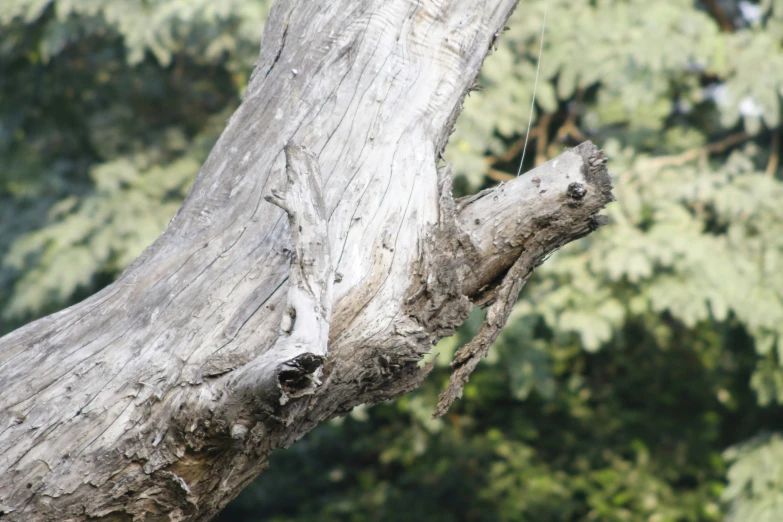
[{"x1": 0, "y1": 1, "x2": 614, "y2": 520}]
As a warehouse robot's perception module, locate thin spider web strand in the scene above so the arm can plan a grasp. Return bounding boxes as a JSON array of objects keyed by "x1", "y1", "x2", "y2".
[{"x1": 516, "y1": 0, "x2": 550, "y2": 177}]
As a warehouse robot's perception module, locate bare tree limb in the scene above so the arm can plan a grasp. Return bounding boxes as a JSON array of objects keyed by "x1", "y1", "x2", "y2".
[{"x1": 0, "y1": 2, "x2": 615, "y2": 520}]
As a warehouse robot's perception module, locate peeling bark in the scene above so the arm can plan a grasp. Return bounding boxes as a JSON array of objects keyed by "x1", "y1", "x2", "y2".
[{"x1": 0, "y1": 1, "x2": 615, "y2": 521}]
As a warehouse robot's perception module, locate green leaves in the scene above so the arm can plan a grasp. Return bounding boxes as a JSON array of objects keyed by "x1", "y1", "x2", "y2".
[
  {"x1": 723, "y1": 433, "x2": 783, "y2": 522},
  {"x1": 2, "y1": 0, "x2": 270, "y2": 68}
]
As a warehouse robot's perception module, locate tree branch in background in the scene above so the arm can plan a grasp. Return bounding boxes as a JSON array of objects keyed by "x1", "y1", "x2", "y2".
[
  {"x1": 486, "y1": 129, "x2": 543, "y2": 180},
  {"x1": 534, "y1": 112, "x2": 552, "y2": 166},
  {"x1": 703, "y1": 0, "x2": 735, "y2": 32},
  {"x1": 485, "y1": 113, "x2": 551, "y2": 182},
  {"x1": 641, "y1": 131, "x2": 750, "y2": 169},
  {"x1": 487, "y1": 88, "x2": 589, "y2": 183},
  {"x1": 767, "y1": 129, "x2": 780, "y2": 177}
]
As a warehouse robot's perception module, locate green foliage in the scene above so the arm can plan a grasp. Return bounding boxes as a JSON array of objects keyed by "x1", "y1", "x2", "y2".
[
  {"x1": 3, "y1": 0, "x2": 783, "y2": 521},
  {"x1": 723, "y1": 433, "x2": 783, "y2": 522},
  {"x1": 0, "y1": 0, "x2": 272, "y2": 329}
]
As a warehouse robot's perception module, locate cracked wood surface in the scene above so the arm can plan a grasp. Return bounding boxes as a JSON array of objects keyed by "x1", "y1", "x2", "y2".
[{"x1": 0, "y1": 1, "x2": 614, "y2": 520}]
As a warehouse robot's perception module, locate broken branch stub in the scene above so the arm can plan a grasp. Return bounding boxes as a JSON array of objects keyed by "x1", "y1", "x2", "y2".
[
  {"x1": 406, "y1": 141, "x2": 615, "y2": 417},
  {"x1": 225, "y1": 144, "x2": 334, "y2": 430}
]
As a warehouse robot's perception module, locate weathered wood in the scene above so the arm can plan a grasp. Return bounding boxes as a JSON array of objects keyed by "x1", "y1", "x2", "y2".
[
  {"x1": 0, "y1": 1, "x2": 614, "y2": 520},
  {"x1": 222, "y1": 144, "x2": 334, "y2": 434}
]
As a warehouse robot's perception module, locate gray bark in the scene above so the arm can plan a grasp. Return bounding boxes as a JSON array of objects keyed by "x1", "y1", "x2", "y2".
[{"x1": 0, "y1": 1, "x2": 614, "y2": 520}]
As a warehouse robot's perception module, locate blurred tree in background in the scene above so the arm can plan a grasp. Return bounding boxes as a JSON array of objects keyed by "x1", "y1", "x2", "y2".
[{"x1": 2, "y1": 0, "x2": 783, "y2": 520}]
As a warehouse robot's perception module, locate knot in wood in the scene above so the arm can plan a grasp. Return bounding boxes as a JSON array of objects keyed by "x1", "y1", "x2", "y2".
[{"x1": 567, "y1": 182, "x2": 587, "y2": 200}]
